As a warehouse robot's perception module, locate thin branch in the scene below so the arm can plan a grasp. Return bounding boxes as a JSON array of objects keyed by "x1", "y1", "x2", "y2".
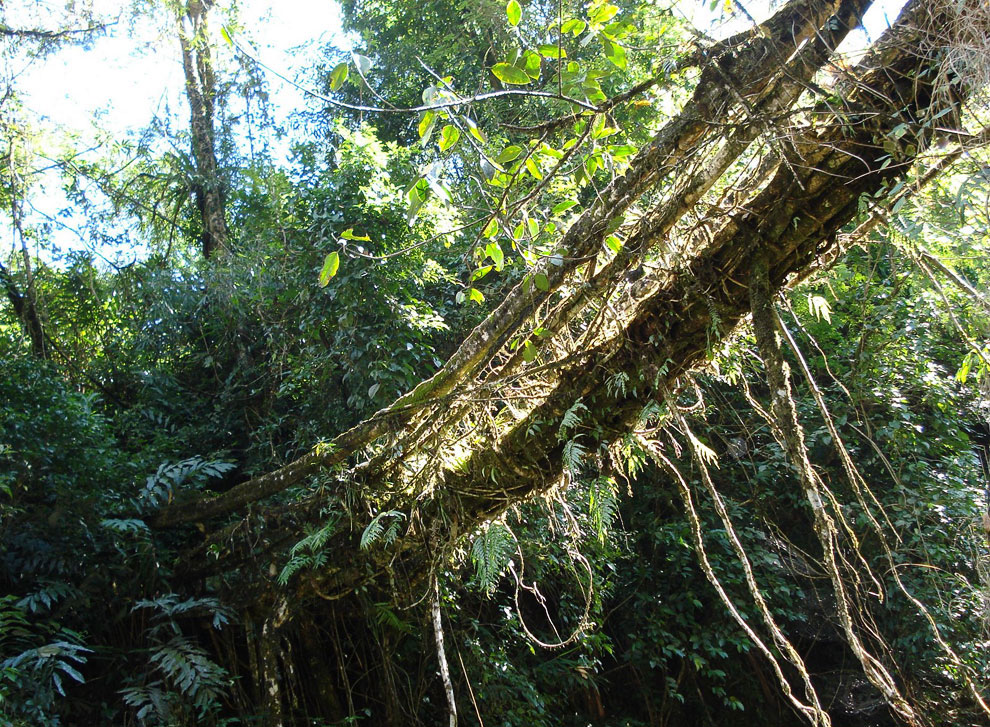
[{"x1": 222, "y1": 28, "x2": 598, "y2": 113}]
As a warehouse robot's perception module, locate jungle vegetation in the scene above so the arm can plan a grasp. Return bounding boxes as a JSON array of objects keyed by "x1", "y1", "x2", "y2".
[{"x1": 2, "y1": 0, "x2": 990, "y2": 725}]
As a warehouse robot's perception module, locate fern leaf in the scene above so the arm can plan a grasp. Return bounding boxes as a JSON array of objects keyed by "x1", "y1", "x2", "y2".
[
  {"x1": 471, "y1": 523, "x2": 514, "y2": 595},
  {"x1": 562, "y1": 437, "x2": 587, "y2": 476},
  {"x1": 559, "y1": 400, "x2": 589, "y2": 437}
]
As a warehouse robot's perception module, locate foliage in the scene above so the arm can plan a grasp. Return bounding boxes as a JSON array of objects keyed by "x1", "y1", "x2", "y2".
[{"x1": 1, "y1": 0, "x2": 990, "y2": 725}]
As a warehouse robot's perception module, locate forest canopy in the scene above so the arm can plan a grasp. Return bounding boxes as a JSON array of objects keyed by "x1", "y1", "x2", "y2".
[{"x1": 2, "y1": 0, "x2": 990, "y2": 725}]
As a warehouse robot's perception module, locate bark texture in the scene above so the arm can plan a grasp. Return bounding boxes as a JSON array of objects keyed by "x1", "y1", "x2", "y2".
[{"x1": 177, "y1": 0, "x2": 229, "y2": 259}]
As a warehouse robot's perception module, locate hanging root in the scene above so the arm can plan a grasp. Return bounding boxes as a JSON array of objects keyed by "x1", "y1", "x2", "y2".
[
  {"x1": 749, "y1": 253, "x2": 921, "y2": 724},
  {"x1": 783, "y1": 268, "x2": 990, "y2": 719},
  {"x1": 637, "y1": 434, "x2": 831, "y2": 727},
  {"x1": 432, "y1": 577, "x2": 458, "y2": 727}
]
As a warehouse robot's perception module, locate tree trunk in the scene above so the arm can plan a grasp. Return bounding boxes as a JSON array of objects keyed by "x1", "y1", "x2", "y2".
[
  {"x1": 177, "y1": 0, "x2": 228, "y2": 259},
  {"x1": 0, "y1": 260, "x2": 47, "y2": 359}
]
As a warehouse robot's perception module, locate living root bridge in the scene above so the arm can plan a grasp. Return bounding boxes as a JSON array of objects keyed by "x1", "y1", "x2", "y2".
[
  {"x1": 163, "y1": 0, "x2": 982, "y2": 652},
  {"x1": 151, "y1": 0, "x2": 867, "y2": 530}
]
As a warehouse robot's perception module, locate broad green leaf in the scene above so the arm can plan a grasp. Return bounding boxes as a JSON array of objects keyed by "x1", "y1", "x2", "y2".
[
  {"x1": 604, "y1": 214, "x2": 625, "y2": 235},
  {"x1": 464, "y1": 116, "x2": 486, "y2": 142},
  {"x1": 492, "y1": 63, "x2": 531, "y2": 85},
  {"x1": 319, "y1": 252, "x2": 340, "y2": 287},
  {"x1": 406, "y1": 179, "x2": 429, "y2": 223},
  {"x1": 534, "y1": 273, "x2": 549, "y2": 291},
  {"x1": 561, "y1": 18, "x2": 586, "y2": 35},
  {"x1": 522, "y1": 50, "x2": 542, "y2": 79},
  {"x1": 551, "y1": 199, "x2": 578, "y2": 215},
  {"x1": 506, "y1": 0, "x2": 522, "y2": 26},
  {"x1": 497, "y1": 145, "x2": 524, "y2": 164},
  {"x1": 438, "y1": 125, "x2": 460, "y2": 152},
  {"x1": 340, "y1": 228, "x2": 371, "y2": 241},
  {"x1": 590, "y1": 3, "x2": 619, "y2": 25},
  {"x1": 329, "y1": 62, "x2": 349, "y2": 91},
  {"x1": 608, "y1": 144, "x2": 638, "y2": 158},
  {"x1": 605, "y1": 235, "x2": 622, "y2": 252},
  {"x1": 591, "y1": 113, "x2": 606, "y2": 138},
  {"x1": 471, "y1": 265, "x2": 494, "y2": 281},
  {"x1": 220, "y1": 26, "x2": 233, "y2": 46},
  {"x1": 525, "y1": 157, "x2": 543, "y2": 179},
  {"x1": 482, "y1": 217, "x2": 499, "y2": 238},
  {"x1": 538, "y1": 44, "x2": 566, "y2": 59},
  {"x1": 602, "y1": 39, "x2": 627, "y2": 69},
  {"x1": 418, "y1": 111, "x2": 436, "y2": 140},
  {"x1": 486, "y1": 241, "x2": 505, "y2": 269},
  {"x1": 957, "y1": 352, "x2": 974, "y2": 383},
  {"x1": 526, "y1": 218, "x2": 539, "y2": 238},
  {"x1": 522, "y1": 340, "x2": 537, "y2": 362},
  {"x1": 468, "y1": 287, "x2": 485, "y2": 304},
  {"x1": 603, "y1": 20, "x2": 635, "y2": 38}
]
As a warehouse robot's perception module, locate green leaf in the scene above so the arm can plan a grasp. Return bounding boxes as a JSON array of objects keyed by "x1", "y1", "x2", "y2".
[
  {"x1": 329, "y1": 62, "x2": 349, "y2": 91},
  {"x1": 406, "y1": 178, "x2": 430, "y2": 222},
  {"x1": 319, "y1": 252, "x2": 340, "y2": 287},
  {"x1": 590, "y1": 3, "x2": 619, "y2": 25},
  {"x1": 506, "y1": 0, "x2": 522, "y2": 26},
  {"x1": 468, "y1": 287, "x2": 485, "y2": 304},
  {"x1": 486, "y1": 241, "x2": 505, "y2": 269},
  {"x1": 591, "y1": 113, "x2": 606, "y2": 138},
  {"x1": 538, "y1": 44, "x2": 566, "y2": 59},
  {"x1": 526, "y1": 218, "x2": 539, "y2": 238},
  {"x1": 561, "y1": 18, "x2": 586, "y2": 35},
  {"x1": 605, "y1": 235, "x2": 622, "y2": 252},
  {"x1": 534, "y1": 273, "x2": 549, "y2": 291},
  {"x1": 522, "y1": 340, "x2": 537, "y2": 362},
  {"x1": 464, "y1": 115, "x2": 486, "y2": 142},
  {"x1": 492, "y1": 63, "x2": 531, "y2": 85},
  {"x1": 471, "y1": 265, "x2": 494, "y2": 281},
  {"x1": 438, "y1": 125, "x2": 460, "y2": 152},
  {"x1": 482, "y1": 217, "x2": 499, "y2": 238},
  {"x1": 551, "y1": 199, "x2": 578, "y2": 215},
  {"x1": 496, "y1": 145, "x2": 524, "y2": 164},
  {"x1": 522, "y1": 50, "x2": 542, "y2": 79},
  {"x1": 340, "y1": 228, "x2": 371, "y2": 242},
  {"x1": 608, "y1": 144, "x2": 637, "y2": 158},
  {"x1": 220, "y1": 26, "x2": 233, "y2": 46},
  {"x1": 603, "y1": 20, "x2": 635, "y2": 39},
  {"x1": 418, "y1": 111, "x2": 436, "y2": 140},
  {"x1": 525, "y1": 156, "x2": 543, "y2": 179},
  {"x1": 602, "y1": 39, "x2": 627, "y2": 69}
]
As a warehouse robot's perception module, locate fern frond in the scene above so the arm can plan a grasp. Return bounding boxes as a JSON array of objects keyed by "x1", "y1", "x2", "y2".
[
  {"x1": 559, "y1": 400, "x2": 589, "y2": 437},
  {"x1": 360, "y1": 510, "x2": 406, "y2": 551},
  {"x1": 471, "y1": 522, "x2": 514, "y2": 595},
  {"x1": 562, "y1": 437, "x2": 587, "y2": 476},
  {"x1": 606, "y1": 372, "x2": 629, "y2": 398},
  {"x1": 589, "y1": 476, "x2": 619, "y2": 544}
]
